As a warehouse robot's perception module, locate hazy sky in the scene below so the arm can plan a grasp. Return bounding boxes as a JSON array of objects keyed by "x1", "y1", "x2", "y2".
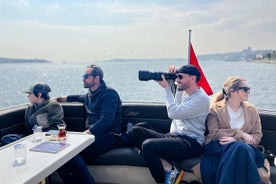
[{"x1": 0, "y1": 0, "x2": 275, "y2": 62}]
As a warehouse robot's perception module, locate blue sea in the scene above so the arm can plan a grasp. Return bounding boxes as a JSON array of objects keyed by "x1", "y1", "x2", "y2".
[{"x1": 1, "y1": 59, "x2": 276, "y2": 111}]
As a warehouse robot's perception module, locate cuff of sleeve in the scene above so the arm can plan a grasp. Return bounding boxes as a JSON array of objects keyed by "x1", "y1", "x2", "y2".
[{"x1": 236, "y1": 129, "x2": 244, "y2": 140}]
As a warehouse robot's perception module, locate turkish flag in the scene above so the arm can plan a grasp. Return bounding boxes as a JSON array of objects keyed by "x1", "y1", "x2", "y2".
[{"x1": 189, "y1": 43, "x2": 213, "y2": 95}]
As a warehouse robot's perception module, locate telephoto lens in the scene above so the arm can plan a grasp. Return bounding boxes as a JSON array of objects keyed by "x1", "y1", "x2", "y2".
[{"x1": 138, "y1": 70, "x2": 176, "y2": 81}]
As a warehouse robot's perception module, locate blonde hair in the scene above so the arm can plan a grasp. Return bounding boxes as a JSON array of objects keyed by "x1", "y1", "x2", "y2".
[{"x1": 211, "y1": 77, "x2": 246, "y2": 105}]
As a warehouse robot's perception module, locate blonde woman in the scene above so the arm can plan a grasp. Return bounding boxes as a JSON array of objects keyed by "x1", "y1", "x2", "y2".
[{"x1": 200, "y1": 77, "x2": 269, "y2": 184}]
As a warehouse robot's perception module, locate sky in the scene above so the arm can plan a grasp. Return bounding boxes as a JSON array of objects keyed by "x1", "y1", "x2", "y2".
[{"x1": 0, "y1": 0, "x2": 275, "y2": 62}]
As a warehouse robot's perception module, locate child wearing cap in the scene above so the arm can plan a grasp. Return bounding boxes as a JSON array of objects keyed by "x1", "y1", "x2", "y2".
[
  {"x1": 23, "y1": 82, "x2": 65, "y2": 134},
  {"x1": 1, "y1": 83, "x2": 65, "y2": 145}
]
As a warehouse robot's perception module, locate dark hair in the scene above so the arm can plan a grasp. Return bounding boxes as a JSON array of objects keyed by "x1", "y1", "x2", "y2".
[
  {"x1": 88, "y1": 64, "x2": 104, "y2": 83},
  {"x1": 26, "y1": 83, "x2": 51, "y2": 100},
  {"x1": 33, "y1": 92, "x2": 50, "y2": 100}
]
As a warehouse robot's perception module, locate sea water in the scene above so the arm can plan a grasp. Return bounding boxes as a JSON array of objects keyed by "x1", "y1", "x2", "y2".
[{"x1": 0, "y1": 59, "x2": 275, "y2": 111}]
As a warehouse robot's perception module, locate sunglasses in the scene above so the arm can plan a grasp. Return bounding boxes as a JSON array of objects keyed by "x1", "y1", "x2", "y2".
[
  {"x1": 238, "y1": 86, "x2": 250, "y2": 93},
  {"x1": 176, "y1": 75, "x2": 183, "y2": 80},
  {"x1": 83, "y1": 74, "x2": 95, "y2": 79}
]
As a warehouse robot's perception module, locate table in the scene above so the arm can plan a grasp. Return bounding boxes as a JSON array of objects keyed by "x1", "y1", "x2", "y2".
[{"x1": 0, "y1": 132, "x2": 95, "y2": 184}]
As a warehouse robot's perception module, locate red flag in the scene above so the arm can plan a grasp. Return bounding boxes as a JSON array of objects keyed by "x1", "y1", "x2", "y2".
[{"x1": 189, "y1": 43, "x2": 213, "y2": 95}]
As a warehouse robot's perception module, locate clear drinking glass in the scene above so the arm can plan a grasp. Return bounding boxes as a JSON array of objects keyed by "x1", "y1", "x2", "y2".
[
  {"x1": 32, "y1": 125, "x2": 43, "y2": 142},
  {"x1": 14, "y1": 143, "x2": 26, "y2": 164}
]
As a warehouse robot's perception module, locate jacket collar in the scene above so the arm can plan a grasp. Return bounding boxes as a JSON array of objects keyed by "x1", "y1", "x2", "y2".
[
  {"x1": 89, "y1": 83, "x2": 107, "y2": 96},
  {"x1": 216, "y1": 99, "x2": 250, "y2": 110},
  {"x1": 33, "y1": 99, "x2": 50, "y2": 109},
  {"x1": 214, "y1": 99, "x2": 252, "y2": 129}
]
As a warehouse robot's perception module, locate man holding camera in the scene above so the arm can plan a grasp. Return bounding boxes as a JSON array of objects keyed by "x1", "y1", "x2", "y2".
[{"x1": 127, "y1": 64, "x2": 210, "y2": 183}]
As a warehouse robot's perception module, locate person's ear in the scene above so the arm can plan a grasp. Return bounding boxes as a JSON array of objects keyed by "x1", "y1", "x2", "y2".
[
  {"x1": 191, "y1": 75, "x2": 196, "y2": 82},
  {"x1": 95, "y1": 76, "x2": 100, "y2": 83},
  {"x1": 37, "y1": 92, "x2": 42, "y2": 98}
]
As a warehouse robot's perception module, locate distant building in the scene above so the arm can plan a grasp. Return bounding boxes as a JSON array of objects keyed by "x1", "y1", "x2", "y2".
[{"x1": 256, "y1": 54, "x2": 263, "y2": 59}]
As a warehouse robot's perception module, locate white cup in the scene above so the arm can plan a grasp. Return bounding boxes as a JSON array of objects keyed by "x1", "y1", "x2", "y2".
[
  {"x1": 14, "y1": 143, "x2": 26, "y2": 164},
  {"x1": 33, "y1": 125, "x2": 43, "y2": 142}
]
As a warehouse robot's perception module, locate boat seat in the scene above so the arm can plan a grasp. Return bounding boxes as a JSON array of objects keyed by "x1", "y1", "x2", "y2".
[
  {"x1": 271, "y1": 166, "x2": 276, "y2": 183},
  {"x1": 89, "y1": 146, "x2": 275, "y2": 183},
  {"x1": 88, "y1": 147, "x2": 147, "y2": 167},
  {"x1": 89, "y1": 147, "x2": 201, "y2": 172}
]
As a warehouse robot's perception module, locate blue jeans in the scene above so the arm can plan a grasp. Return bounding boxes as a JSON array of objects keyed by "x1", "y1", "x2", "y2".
[
  {"x1": 128, "y1": 126, "x2": 202, "y2": 183},
  {"x1": 57, "y1": 133, "x2": 118, "y2": 184}
]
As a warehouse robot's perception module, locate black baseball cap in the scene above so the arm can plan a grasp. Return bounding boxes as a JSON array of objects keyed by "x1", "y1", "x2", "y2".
[
  {"x1": 23, "y1": 83, "x2": 51, "y2": 95},
  {"x1": 176, "y1": 64, "x2": 201, "y2": 81}
]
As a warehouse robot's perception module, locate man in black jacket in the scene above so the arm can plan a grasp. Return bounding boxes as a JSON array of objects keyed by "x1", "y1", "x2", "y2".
[{"x1": 57, "y1": 64, "x2": 122, "y2": 184}]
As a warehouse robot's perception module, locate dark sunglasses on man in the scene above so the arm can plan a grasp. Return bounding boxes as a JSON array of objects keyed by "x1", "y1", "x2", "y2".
[{"x1": 83, "y1": 74, "x2": 96, "y2": 79}]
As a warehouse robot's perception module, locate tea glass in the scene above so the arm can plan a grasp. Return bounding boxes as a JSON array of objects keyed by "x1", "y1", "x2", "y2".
[{"x1": 57, "y1": 123, "x2": 67, "y2": 141}]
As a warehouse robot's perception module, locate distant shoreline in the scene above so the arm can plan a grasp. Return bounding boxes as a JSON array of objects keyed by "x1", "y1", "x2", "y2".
[
  {"x1": 0, "y1": 57, "x2": 51, "y2": 64},
  {"x1": 247, "y1": 59, "x2": 276, "y2": 64}
]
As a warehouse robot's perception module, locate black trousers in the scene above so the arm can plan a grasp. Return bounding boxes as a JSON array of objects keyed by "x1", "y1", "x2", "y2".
[
  {"x1": 57, "y1": 133, "x2": 118, "y2": 184},
  {"x1": 128, "y1": 126, "x2": 202, "y2": 183}
]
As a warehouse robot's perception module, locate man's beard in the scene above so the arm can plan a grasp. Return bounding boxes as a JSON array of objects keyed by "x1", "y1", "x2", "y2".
[
  {"x1": 83, "y1": 83, "x2": 88, "y2": 88},
  {"x1": 177, "y1": 84, "x2": 188, "y2": 91},
  {"x1": 83, "y1": 82, "x2": 90, "y2": 88},
  {"x1": 83, "y1": 82, "x2": 95, "y2": 89}
]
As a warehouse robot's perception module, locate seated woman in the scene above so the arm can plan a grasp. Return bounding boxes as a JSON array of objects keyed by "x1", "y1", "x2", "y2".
[{"x1": 200, "y1": 76, "x2": 270, "y2": 184}]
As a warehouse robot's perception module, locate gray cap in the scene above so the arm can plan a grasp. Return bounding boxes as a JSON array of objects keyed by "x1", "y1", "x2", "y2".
[{"x1": 23, "y1": 83, "x2": 51, "y2": 95}]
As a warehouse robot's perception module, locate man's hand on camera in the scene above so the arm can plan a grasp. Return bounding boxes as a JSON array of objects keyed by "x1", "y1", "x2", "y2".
[
  {"x1": 168, "y1": 65, "x2": 177, "y2": 73},
  {"x1": 156, "y1": 75, "x2": 169, "y2": 89}
]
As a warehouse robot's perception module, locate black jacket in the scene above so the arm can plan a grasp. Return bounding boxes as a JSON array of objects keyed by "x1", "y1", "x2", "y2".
[{"x1": 67, "y1": 83, "x2": 122, "y2": 136}]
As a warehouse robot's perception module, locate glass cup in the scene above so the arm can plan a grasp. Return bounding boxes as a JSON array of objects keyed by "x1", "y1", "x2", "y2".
[
  {"x1": 14, "y1": 143, "x2": 26, "y2": 165},
  {"x1": 57, "y1": 123, "x2": 67, "y2": 140},
  {"x1": 32, "y1": 125, "x2": 43, "y2": 142}
]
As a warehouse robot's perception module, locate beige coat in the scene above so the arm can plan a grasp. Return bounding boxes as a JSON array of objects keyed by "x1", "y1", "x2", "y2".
[{"x1": 205, "y1": 99, "x2": 262, "y2": 145}]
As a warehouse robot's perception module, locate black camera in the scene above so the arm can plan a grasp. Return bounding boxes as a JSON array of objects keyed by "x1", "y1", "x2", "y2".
[{"x1": 138, "y1": 70, "x2": 177, "y2": 81}]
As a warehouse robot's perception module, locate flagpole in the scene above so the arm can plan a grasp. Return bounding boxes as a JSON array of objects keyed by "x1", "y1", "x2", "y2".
[{"x1": 188, "y1": 29, "x2": 192, "y2": 64}]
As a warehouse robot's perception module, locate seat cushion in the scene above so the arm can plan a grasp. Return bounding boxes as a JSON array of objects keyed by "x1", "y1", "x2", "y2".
[
  {"x1": 89, "y1": 147, "x2": 147, "y2": 167},
  {"x1": 89, "y1": 147, "x2": 201, "y2": 171},
  {"x1": 179, "y1": 157, "x2": 201, "y2": 171},
  {"x1": 270, "y1": 166, "x2": 276, "y2": 183}
]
